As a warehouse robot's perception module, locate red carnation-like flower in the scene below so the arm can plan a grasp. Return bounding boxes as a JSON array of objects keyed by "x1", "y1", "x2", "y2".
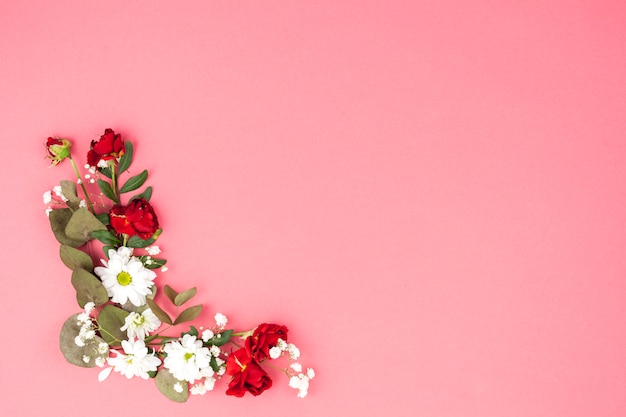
[
  {"x1": 245, "y1": 323, "x2": 288, "y2": 362},
  {"x1": 109, "y1": 198, "x2": 159, "y2": 239},
  {"x1": 225, "y1": 348, "x2": 272, "y2": 397},
  {"x1": 87, "y1": 128, "x2": 125, "y2": 167}
]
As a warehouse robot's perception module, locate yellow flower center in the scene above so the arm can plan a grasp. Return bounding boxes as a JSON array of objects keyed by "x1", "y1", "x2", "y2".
[
  {"x1": 117, "y1": 271, "x2": 132, "y2": 286},
  {"x1": 184, "y1": 352, "x2": 195, "y2": 361}
]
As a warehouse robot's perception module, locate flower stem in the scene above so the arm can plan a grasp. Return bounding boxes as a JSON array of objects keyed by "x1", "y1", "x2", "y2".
[{"x1": 69, "y1": 157, "x2": 96, "y2": 214}]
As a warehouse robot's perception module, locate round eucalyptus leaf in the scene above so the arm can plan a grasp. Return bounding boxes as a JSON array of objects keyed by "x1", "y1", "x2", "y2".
[{"x1": 59, "y1": 314, "x2": 109, "y2": 368}]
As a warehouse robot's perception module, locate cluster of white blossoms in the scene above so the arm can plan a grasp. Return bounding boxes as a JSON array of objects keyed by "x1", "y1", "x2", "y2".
[
  {"x1": 43, "y1": 186, "x2": 86, "y2": 216},
  {"x1": 288, "y1": 367, "x2": 316, "y2": 398},
  {"x1": 163, "y1": 334, "x2": 215, "y2": 383},
  {"x1": 99, "y1": 339, "x2": 161, "y2": 381},
  {"x1": 75, "y1": 302, "x2": 97, "y2": 347},
  {"x1": 95, "y1": 247, "x2": 157, "y2": 307}
]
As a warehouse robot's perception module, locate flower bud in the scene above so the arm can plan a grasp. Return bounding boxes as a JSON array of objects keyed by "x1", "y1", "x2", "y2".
[{"x1": 46, "y1": 137, "x2": 72, "y2": 166}]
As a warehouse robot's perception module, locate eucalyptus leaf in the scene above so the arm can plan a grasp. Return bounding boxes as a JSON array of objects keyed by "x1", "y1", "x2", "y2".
[
  {"x1": 155, "y1": 369, "x2": 188, "y2": 402},
  {"x1": 49, "y1": 208, "x2": 86, "y2": 247},
  {"x1": 60, "y1": 245, "x2": 94, "y2": 271},
  {"x1": 163, "y1": 285, "x2": 178, "y2": 305},
  {"x1": 173, "y1": 305, "x2": 202, "y2": 325},
  {"x1": 71, "y1": 268, "x2": 109, "y2": 308},
  {"x1": 61, "y1": 180, "x2": 81, "y2": 210},
  {"x1": 145, "y1": 298, "x2": 172, "y2": 325},
  {"x1": 131, "y1": 186, "x2": 152, "y2": 202},
  {"x1": 98, "y1": 305, "x2": 130, "y2": 345},
  {"x1": 59, "y1": 314, "x2": 109, "y2": 368},
  {"x1": 118, "y1": 140, "x2": 134, "y2": 173},
  {"x1": 66, "y1": 208, "x2": 107, "y2": 242},
  {"x1": 174, "y1": 287, "x2": 197, "y2": 307},
  {"x1": 119, "y1": 169, "x2": 148, "y2": 194},
  {"x1": 98, "y1": 179, "x2": 117, "y2": 202}
]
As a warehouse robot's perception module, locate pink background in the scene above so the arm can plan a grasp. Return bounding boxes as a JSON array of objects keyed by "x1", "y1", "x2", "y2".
[{"x1": 1, "y1": 1, "x2": 625, "y2": 416}]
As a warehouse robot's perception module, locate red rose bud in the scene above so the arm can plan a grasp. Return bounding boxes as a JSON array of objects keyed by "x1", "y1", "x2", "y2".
[
  {"x1": 109, "y1": 198, "x2": 159, "y2": 239},
  {"x1": 245, "y1": 323, "x2": 289, "y2": 362},
  {"x1": 46, "y1": 137, "x2": 72, "y2": 166},
  {"x1": 87, "y1": 128, "x2": 125, "y2": 167},
  {"x1": 225, "y1": 348, "x2": 273, "y2": 397}
]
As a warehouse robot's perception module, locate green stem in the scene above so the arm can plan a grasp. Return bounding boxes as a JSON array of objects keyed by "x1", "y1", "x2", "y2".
[
  {"x1": 110, "y1": 162, "x2": 120, "y2": 204},
  {"x1": 69, "y1": 157, "x2": 96, "y2": 214}
]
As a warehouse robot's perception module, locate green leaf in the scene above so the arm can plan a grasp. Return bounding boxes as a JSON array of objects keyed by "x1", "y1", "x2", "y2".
[
  {"x1": 49, "y1": 208, "x2": 86, "y2": 247},
  {"x1": 131, "y1": 186, "x2": 153, "y2": 202},
  {"x1": 95, "y1": 213, "x2": 110, "y2": 226},
  {"x1": 174, "y1": 287, "x2": 197, "y2": 307},
  {"x1": 98, "y1": 305, "x2": 130, "y2": 345},
  {"x1": 126, "y1": 233, "x2": 157, "y2": 248},
  {"x1": 145, "y1": 298, "x2": 172, "y2": 325},
  {"x1": 173, "y1": 305, "x2": 202, "y2": 325},
  {"x1": 66, "y1": 208, "x2": 107, "y2": 243},
  {"x1": 163, "y1": 285, "x2": 178, "y2": 305},
  {"x1": 118, "y1": 140, "x2": 134, "y2": 174},
  {"x1": 61, "y1": 180, "x2": 81, "y2": 209},
  {"x1": 98, "y1": 179, "x2": 117, "y2": 202},
  {"x1": 155, "y1": 369, "x2": 188, "y2": 402},
  {"x1": 141, "y1": 256, "x2": 166, "y2": 269},
  {"x1": 91, "y1": 230, "x2": 122, "y2": 246},
  {"x1": 102, "y1": 245, "x2": 116, "y2": 257},
  {"x1": 119, "y1": 169, "x2": 148, "y2": 194},
  {"x1": 209, "y1": 329, "x2": 232, "y2": 347},
  {"x1": 59, "y1": 314, "x2": 109, "y2": 368},
  {"x1": 60, "y1": 245, "x2": 94, "y2": 271},
  {"x1": 71, "y1": 268, "x2": 109, "y2": 308},
  {"x1": 100, "y1": 166, "x2": 113, "y2": 179}
]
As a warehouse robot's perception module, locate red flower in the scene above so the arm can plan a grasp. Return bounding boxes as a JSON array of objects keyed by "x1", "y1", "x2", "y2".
[
  {"x1": 245, "y1": 323, "x2": 288, "y2": 362},
  {"x1": 225, "y1": 348, "x2": 272, "y2": 397},
  {"x1": 87, "y1": 128, "x2": 125, "y2": 167},
  {"x1": 109, "y1": 198, "x2": 159, "y2": 239},
  {"x1": 46, "y1": 137, "x2": 72, "y2": 166}
]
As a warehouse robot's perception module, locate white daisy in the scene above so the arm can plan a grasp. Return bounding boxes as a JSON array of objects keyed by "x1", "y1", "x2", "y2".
[
  {"x1": 163, "y1": 334, "x2": 213, "y2": 383},
  {"x1": 106, "y1": 339, "x2": 161, "y2": 380},
  {"x1": 94, "y1": 247, "x2": 157, "y2": 307},
  {"x1": 120, "y1": 308, "x2": 161, "y2": 340}
]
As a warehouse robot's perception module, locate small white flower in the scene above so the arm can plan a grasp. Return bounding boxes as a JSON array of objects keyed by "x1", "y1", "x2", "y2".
[
  {"x1": 146, "y1": 246, "x2": 161, "y2": 256},
  {"x1": 74, "y1": 336, "x2": 85, "y2": 347},
  {"x1": 107, "y1": 339, "x2": 161, "y2": 380},
  {"x1": 76, "y1": 178, "x2": 82, "y2": 185},
  {"x1": 209, "y1": 345, "x2": 221, "y2": 357},
  {"x1": 52, "y1": 185, "x2": 63, "y2": 197},
  {"x1": 98, "y1": 342, "x2": 109, "y2": 354},
  {"x1": 43, "y1": 190, "x2": 52, "y2": 204},
  {"x1": 97, "y1": 159, "x2": 108, "y2": 169},
  {"x1": 173, "y1": 382, "x2": 184, "y2": 393},
  {"x1": 288, "y1": 343, "x2": 300, "y2": 360},
  {"x1": 84, "y1": 302, "x2": 96, "y2": 314},
  {"x1": 95, "y1": 357, "x2": 106, "y2": 367},
  {"x1": 79, "y1": 199, "x2": 87, "y2": 208},
  {"x1": 214, "y1": 313, "x2": 227, "y2": 328},
  {"x1": 307, "y1": 368, "x2": 315, "y2": 379},
  {"x1": 277, "y1": 339, "x2": 288, "y2": 350},
  {"x1": 82, "y1": 355, "x2": 90, "y2": 363},
  {"x1": 163, "y1": 334, "x2": 213, "y2": 383},
  {"x1": 45, "y1": 207, "x2": 53, "y2": 217},
  {"x1": 120, "y1": 309, "x2": 161, "y2": 340},
  {"x1": 161, "y1": 266, "x2": 168, "y2": 272},
  {"x1": 269, "y1": 346, "x2": 282, "y2": 359},
  {"x1": 201, "y1": 329, "x2": 214, "y2": 342},
  {"x1": 94, "y1": 247, "x2": 157, "y2": 307},
  {"x1": 288, "y1": 373, "x2": 311, "y2": 398},
  {"x1": 290, "y1": 362, "x2": 302, "y2": 372}
]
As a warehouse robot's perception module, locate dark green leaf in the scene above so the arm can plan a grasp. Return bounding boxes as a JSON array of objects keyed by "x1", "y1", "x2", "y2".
[
  {"x1": 126, "y1": 233, "x2": 157, "y2": 248},
  {"x1": 141, "y1": 257, "x2": 167, "y2": 269},
  {"x1": 71, "y1": 268, "x2": 109, "y2": 308},
  {"x1": 60, "y1": 245, "x2": 93, "y2": 271},
  {"x1": 91, "y1": 230, "x2": 122, "y2": 246},
  {"x1": 100, "y1": 166, "x2": 113, "y2": 179},
  {"x1": 155, "y1": 369, "x2": 188, "y2": 402},
  {"x1": 174, "y1": 287, "x2": 197, "y2": 307},
  {"x1": 119, "y1": 169, "x2": 148, "y2": 193},
  {"x1": 49, "y1": 208, "x2": 86, "y2": 247},
  {"x1": 117, "y1": 140, "x2": 134, "y2": 173},
  {"x1": 163, "y1": 285, "x2": 178, "y2": 305},
  {"x1": 209, "y1": 329, "x2": 233, "y2": 347},
  {"x1": 145, "y1": 298, "x2": 172, "y2": 325},
  {"x1": 130, "y1": 186, "x2": 153, "y2": 202},
  {"x1": 98, "y1": 305, "x2": 130, "y2": 345},
  {"x1": 66, "y1": 208, "x2": 107, "y2": 243},
  {"x1": 173, "y1": 305, "x2": 202, "y2": 325},
  {"x1": 98, "y1": 179, "x2": 117, "y2": 202},
  {"x1": 59, "y1": 314, "x2": 109, "y2": 368},
  {"x1": 95, "y1": 213, "x2": 110, "y2": 226}
]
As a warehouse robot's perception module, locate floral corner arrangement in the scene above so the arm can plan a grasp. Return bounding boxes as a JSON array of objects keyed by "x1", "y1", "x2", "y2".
[{"x1": 43, "y1": 129, "x2": 314, "y2": 402}]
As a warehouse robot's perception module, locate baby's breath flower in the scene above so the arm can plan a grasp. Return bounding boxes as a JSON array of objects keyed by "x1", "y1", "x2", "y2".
[
  {"x1": 173, "y1": 382, "x2": 184, "y2": 393},
  {"x1": 201, "y1": 329, "x2": 214, "y2": 342},
  {"x1": 214, "y1": 313, "x2": 227, "y2": 328},
  {"x1": 43, "y1": 190, "x2": 52, "y2": 204},
  {"x1": 269, "y1": 346, "x2": 282, "y2": 359},
  {"x1": 146, "y1": 246, "x2": 161, "y2": 256}
]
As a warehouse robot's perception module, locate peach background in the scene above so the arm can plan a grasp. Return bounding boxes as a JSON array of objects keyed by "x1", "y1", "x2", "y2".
[{"x1": 1, "y1": 1, "x2": 626, "y2": 416}]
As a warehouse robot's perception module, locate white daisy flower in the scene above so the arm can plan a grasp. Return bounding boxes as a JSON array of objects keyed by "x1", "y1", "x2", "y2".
[
  {"x1": 163, "y1": 334, "x2": 213, "y2": 383},
  {"x1": 94, "y1": 247, "x2": 157, "y2": 307},
  {"x1": 120, "y1": 308, "x2": 161, "y2": 340},
  {"x1": 106, "y1": 339, "x2": 161, "y2": 380}
]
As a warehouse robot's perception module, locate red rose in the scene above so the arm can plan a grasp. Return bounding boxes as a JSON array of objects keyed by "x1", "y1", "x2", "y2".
[
  {"x1": 245, "y1": 323, "x2": 288, "y2": 362},
  {"x1": 225, "y1": 348, "x2": 272, "y2": 397},
  {"x1": 87, "y1": 128, "x2": 125, "y2": 167},
  {"x1": 46, "y1": 137, "x2": 72, "y2": 166},
  {"x1": 109, "y1": 198, "x2": 159, "y2": 239}
]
